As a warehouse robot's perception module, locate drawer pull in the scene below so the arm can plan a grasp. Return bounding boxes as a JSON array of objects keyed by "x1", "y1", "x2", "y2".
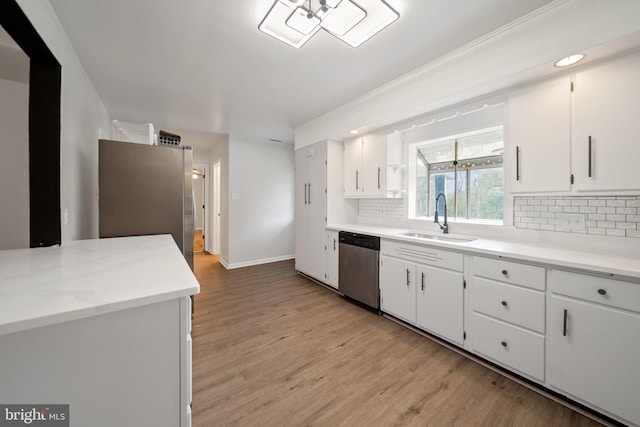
[
  {"x1": 501, "y1": 300, "x2": 507, "y2": 307},
  {"x1": 597, "y1": 288, "x2": 607, "y2": 296},
  {"x1": 563, "y1": 309, "x2": 568, "y2": 337},
  {"x1": 501, "y1": 270, "x2": 508, "y2": 276},
  {"x1": 501, "y1": 341, "x2": 507, "y2": 348}
]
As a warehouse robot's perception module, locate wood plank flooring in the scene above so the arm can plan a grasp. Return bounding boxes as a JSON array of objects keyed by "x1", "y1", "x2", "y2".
[
  {"x1": 194, "y1": 230, "x2": 204, "y2": 252},
  {"x1": 191, "y1": 252, "x2": 602, "y2": 426}
]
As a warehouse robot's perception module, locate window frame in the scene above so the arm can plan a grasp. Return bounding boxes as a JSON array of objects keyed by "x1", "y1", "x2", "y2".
[{"x1": 409, "y1": 125, "x2": 504, "y2": 224}]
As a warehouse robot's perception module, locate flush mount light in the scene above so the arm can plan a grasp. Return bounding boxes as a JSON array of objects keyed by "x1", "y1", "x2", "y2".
[
  {"x1": 259, "y1": 0, "x2": 399, "y2": 48},
  {"x1": 349, "y1": 129, "x2": 360, "y2": 134},
  {"x1": 554, "y1": 54, "x2": 586, "y2": 67}
]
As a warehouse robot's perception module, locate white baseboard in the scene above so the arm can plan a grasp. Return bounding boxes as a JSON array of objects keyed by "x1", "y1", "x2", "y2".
[{"x1": 225, "y1": 254, "x2": 294, "y2": 270}]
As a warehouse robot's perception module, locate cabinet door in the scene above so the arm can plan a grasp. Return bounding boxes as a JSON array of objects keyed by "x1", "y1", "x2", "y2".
[
  {"x1": 507, "y1": 76, "x2": 571, "y2": 192},
  {"x1": 548, "y1": 295, "x2": 640, "y2": 425},
  {"x1": 573, "y1": 52, "x2": 640, "y2": 191},
  {"x1": 416, "y1": 265, "x2": 464, "y2": 345},
  {"x1": 380, "y1": 255, "x2": 416, "y2": 324},
  {"x1": 305, "y1": 149, "x2": 326, "y2": 281},
  {"x1": 362, "y1": 133, "x2": 386, "y2": 197},
  {"x1": 343, "y1": 138, "x2": 362, "y2": 197},
  {"x1": 294, "y1": 149, "x2": 309, "y2": 273},
  {"x1": 325, "y1": 231, "x2": 339, "y2": 289}
]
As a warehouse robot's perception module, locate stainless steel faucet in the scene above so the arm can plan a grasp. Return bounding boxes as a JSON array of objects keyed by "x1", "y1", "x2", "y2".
[{"x1": 434, "y1": 192, "x2": 449, "y2": 234}]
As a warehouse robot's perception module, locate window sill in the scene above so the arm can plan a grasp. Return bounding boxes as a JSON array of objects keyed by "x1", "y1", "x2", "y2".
[{"x1": 411, "y1": 216, "x2": 503, "y2": 227}]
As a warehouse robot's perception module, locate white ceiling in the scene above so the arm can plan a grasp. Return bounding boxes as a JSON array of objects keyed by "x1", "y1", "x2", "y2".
[{"x1": 48, "y1": 0, "x2": 554, "y2": 143}]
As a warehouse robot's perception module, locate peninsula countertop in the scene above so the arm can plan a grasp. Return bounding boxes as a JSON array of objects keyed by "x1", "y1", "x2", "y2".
[{"x1": 0, "y1": 234, "x2": 200, "y2": 336}]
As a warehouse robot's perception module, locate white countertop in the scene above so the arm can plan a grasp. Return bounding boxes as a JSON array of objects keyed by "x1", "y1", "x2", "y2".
[
  {"x1": 329, "y1": 223, "x2": 640, "y2": 280},
  {"x1": 0, "y1": 235, "x2": 200, "y2": 336}
]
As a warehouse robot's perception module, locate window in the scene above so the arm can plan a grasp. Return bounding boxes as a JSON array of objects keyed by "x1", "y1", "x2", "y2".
[{"x1": 412, "y1": 126, "x2": 504, "y2": 223}]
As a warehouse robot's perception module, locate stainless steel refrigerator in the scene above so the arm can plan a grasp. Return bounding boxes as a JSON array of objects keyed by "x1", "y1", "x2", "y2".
[{"x1": 99, "y1": 139, "x2": 194, "y2": 271}]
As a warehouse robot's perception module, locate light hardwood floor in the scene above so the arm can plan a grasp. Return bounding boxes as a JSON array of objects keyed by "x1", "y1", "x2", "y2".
[
  {"x1": 194, "y1": 230, "x2": 204, "y2": 252},
  {"x1": 192, "y1": 252, "x2": 602, "y2": 426}
]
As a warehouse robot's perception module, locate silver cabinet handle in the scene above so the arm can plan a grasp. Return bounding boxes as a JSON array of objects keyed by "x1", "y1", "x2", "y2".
[
  {"x1": 308, "y1": 183, "x2": 311, "y2": 204},
  {"x1": 333, "y1": 238, "x2": 336, "y2": 251},
  {"x1": 421, "y1": 272, "x2": 425, "y2": 291},
  {"x1": 563, "y1": 309, "x2": 568, "y2": 336},
  {"x1": 355, "y1": 170, "x2": 359, "y2": 191},
  {"x1": 377, "y1": 167, "x2": 381, "y2": 189},
  {"x1": 589, "y1": 135, "x2": 592, "y2": 178},
  {"x1": 304, "y1": 183, "x2": 308, "y2": 204},
  {"x1": 516, "y1": 146, "x2": 520, "y2": 181},
  {"x1": 406, "y1": 268, "x2": 410, "y2": 286}
]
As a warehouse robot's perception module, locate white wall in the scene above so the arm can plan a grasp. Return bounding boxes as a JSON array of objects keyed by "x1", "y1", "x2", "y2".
[
  {"x1": 16, "y1": 0, "x2": 111, "y2": 243},
  {"x1": 227, "y1": 136, "x2": 295, "y2": 268},
  {"x1": 295, "y1": 0, "x2": 640, "y2": 147},
  {"x1": 0, "y1": 78, "x2": 29, "y2": 249}
]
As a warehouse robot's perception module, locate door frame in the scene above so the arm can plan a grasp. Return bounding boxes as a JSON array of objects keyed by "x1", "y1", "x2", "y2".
[
  {"x1": 213, "y1": 161, "x2": 221, "y2": 255},
  {"x1": 193, "y1": 162, "x2": 210, "y2": 253}
]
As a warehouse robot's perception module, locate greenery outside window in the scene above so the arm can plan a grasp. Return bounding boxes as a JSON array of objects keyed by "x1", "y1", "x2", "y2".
[{"x1": 412, "y1": 126, "x2": 504, "y2": 223}]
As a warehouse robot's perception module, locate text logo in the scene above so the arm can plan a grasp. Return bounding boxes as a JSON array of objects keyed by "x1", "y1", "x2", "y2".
[{"x1": 0, "y1": 405, "x2": 68, "y2": 427}]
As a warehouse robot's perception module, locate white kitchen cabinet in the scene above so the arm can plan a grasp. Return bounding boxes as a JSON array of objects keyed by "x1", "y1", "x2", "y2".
[
  {"x1": 295, "y1": 142, "x2": 326, "y2": 282},
  {"x1": 325, "y1": 230, "x2": 339, "y2": 289},
  {"x1": 469, "y1": 257, "x2": 546, "y2": 381},
  {"x1": 380, "y1": 239, "x2": 464, "y2": 338},
  {"x1": 547, "y1": 270, "x2": 640, "y2": 426},
  {"x1": 0, "y1": 297, "x2": 193, "y2": 427},
  {"x1": 344, "y1": 132, "x2": 387, "y2": 198},
  {"x1": 343, "y1": 137, "x2": 362, "y2": 197},
  {"x1": 507, "y1": 75, "x2": 571, "y2": 193},
  {"x1": 573, "y1": 52, "x2": 640, "y2": 192},
  {"x1": 296, "y1": 141, "x2": 356, "y2": 284},
  {"x1": 380, "y1": 255, "x2": 416, "y2": 324},
  {"x1": 416, "y1": 264, "x2": 464, "y2": 345}
]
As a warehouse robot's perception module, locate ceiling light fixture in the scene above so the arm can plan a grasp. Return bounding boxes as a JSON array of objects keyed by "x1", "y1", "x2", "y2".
[
  {"x1": 554, "y1": 53, "x2": 586, "y2": 67},
  {"x1": 349, "y1": 129, "x2": 360, "y2": 134},
  {"x1": 259, "y1": 0, "x2": 399, "y2": 49}
]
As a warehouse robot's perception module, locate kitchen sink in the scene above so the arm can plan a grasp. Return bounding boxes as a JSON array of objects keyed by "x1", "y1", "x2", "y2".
[{"x1": 402, "y1": 232, "x2": 476, "y2": 243}]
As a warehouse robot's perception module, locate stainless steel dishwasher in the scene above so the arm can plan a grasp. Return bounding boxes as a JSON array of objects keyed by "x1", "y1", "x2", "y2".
[{"x1": 338, "y1": 231, "x2": 380, "y2": 310}]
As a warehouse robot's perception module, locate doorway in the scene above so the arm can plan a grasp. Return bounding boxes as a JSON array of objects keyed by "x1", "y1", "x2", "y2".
[
  {"x1": 213, "y1": 161, "x2": 221, "y2": 255},
  {"x1": 192, "y1": 163, "x2": 209, "y2": 253}
]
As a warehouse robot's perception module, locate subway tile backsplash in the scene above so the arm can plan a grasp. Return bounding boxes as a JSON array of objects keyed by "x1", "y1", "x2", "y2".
[
  {"x1": 514, "y1": 196, "x2": 640, "y2": 238},
  {"x1": 359, "y1": 198, "x2": 404, "y2": 220}
]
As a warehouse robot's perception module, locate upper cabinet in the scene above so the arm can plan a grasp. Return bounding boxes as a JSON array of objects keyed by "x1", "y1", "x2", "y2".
[
  {"x1": 344, "y1": 132, "x2": 404, "y2": 198},
  {"x1": 507, "y1": 51, "x2": 640, "y2": 195},
  {"x1": 572, "y1": 52, "x2": 640, "y2": 192},
  {"x1": 507, "y1": 75, "x2": 571, "y2": 193}
]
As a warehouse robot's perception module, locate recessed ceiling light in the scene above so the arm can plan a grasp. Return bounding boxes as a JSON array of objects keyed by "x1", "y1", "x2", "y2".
[
  {"x1": 554, "y1": 54, "x2": 586, "y2": 67},
  {"x1": 349, "y1": 129, "x2": 360, "y2": 134}
]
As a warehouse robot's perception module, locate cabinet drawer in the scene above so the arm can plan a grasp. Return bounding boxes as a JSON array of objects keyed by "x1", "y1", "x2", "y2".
[
  {"x1": 471, "y1": 313, "x2": 545, "y2": 381},
  {"x1": 472, "y1": 277, "x2": 545, "y2": 333},
  {"x1": 381, "y1": 239, "x2": 463, "y2": 271},
  {"x1": 473, "y1": 257, "x2": 545, "y2": 291},
  {"x1": 550, "y1": 270, "x2": 640, "y2": 314}
]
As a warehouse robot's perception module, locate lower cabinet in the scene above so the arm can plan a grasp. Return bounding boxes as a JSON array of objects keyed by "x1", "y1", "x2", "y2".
[
  {"x1": 468, "y1": 257, "x2": 546, "y2": 382},
  {"x1": 380, "y1": 255, "x2": 416, "y2": 324},
  {"x1": 325, "y1": 230, "x2": 339, "y2": 289},
  {"x1": 375, "y1": 241, "x2": 640, "y2": 425},
  {"x1": 547, "y1": 270, "x2": 640, "y2": 426},
  {"x1": 416, "y1": 265, "x2": 464, "y2": 345},
  {"x1": 379, "y1": 239, "x2": 464, "y2": 345},
  {"x1": 0, "y1": 297, "x2": 192, "y2": 427}
]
